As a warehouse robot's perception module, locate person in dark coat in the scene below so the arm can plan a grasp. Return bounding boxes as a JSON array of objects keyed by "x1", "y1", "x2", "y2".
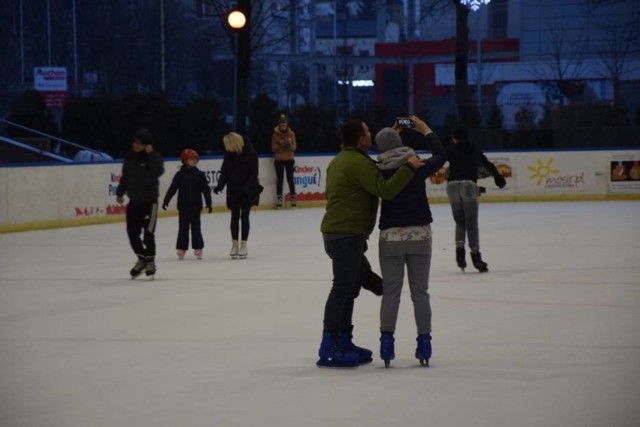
[
  {"x1": 116, "y1": 128, "x2": 165, "y2": 278},
  {"x1": 374, "y1": 116, "x2": 447, "y2": 368},
  {"x1": 162, "y1": 149, "x2": 212, "y2": 260},
  {"x1": 445, "y1": 124, "x2": 506, "y2": 272},
  {"x1": 213, "y1": 132, "x2": 261, "y2": 259}
]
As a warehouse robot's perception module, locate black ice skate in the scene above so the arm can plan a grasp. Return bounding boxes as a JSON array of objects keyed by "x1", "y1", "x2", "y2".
[
  {"x1": 145, "y1": 256, "x2": 157, "y2": 279},
  {"x1": 276, "y1": 195, "x2": 283, "y2": 209},
  {"x1": 470, "y1": 252, "x2": 488, "y2": 273},
  {"x1": 130, "y1": 255, "x2": 147, "y2": 279},
  {"x1": 290, "y1": 194, "x2": 296, "y2": 209},
  {"x1": 456, "y1": 247, "x2": 467, "y2": 271}
]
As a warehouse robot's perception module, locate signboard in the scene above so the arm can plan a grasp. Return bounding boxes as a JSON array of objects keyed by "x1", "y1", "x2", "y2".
[
  {"x1": 609, "y1": 151, "x2": 640, "y2": 193},
  {"x1": 517, "y1": 152, "x2": 595, "y2": 194},
  {"x1": 34, "y1": 66, "x2": 68, "y2": 109}
]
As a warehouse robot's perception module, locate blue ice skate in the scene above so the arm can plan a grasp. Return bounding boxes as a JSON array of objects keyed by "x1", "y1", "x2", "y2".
[
  {"x1": 415, "y1": 333, "x2": 432, "y2": 367},
  {"x1": 317, "y1": 333, "x2": 359, "y2": 368},
  {"x1": 339, "y1": 333, "x2": 373, "y2": 364},
  {"x1": 379, "y1": 333, "x2": 395, "y2": 368}
]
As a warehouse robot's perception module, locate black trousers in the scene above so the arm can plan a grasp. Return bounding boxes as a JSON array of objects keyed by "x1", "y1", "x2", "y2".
[
  {"x1": 274, "y1": 159, "x2": 296, "y2": 196},
  {"x1": 126, "y1": 201, "x2": 158, "y2": 257},
  {"x1": 230, "y1": 204, "x2": 251, "y2": 241},
  {"x1": 176, "y1": 209, "x2": 204, "y2": 250},
  {"x1": 322, "y1": 236, "x2": 365, "y2": 334}
]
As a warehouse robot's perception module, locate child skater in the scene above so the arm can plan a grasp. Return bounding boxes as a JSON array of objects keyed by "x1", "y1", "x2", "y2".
[{"x1": 162, "y1": 149, "x2": 212, "y2": 259}]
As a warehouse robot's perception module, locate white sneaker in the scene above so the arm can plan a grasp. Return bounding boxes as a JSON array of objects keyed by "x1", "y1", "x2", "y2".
[
  {"x1": 238, "y1": 240, "x2": 248, "y2": 259},
  {"x1": 229, "y1": 240, "x2": 239, "y2": 258}
]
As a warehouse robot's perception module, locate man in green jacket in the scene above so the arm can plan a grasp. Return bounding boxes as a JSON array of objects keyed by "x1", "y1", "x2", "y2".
[{"x1": 318, "y1": 119, "x2": 424, "y2": 367}]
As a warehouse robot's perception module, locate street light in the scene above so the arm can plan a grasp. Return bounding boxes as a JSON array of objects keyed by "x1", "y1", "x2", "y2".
[
  {"x1": 461, "y1": 0, "x2": 491, "y2": 117},
  {"x1": 460, "y1": 0, "x2": 491, "y2": 12},
  {"x1": 227, "y1": 10, "x2": 247, "y2": 132}
]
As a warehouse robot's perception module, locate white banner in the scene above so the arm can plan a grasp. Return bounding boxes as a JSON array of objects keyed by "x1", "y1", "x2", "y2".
[
  {"x1": 609, "y1": 151, "x2": 640, "y2": 193},
  {"x1": 34, "y1": 67, "x2": 68, "y2": 91},
  {"x1": 516, "y1": 152, "x2": 596, "y2": 193}
]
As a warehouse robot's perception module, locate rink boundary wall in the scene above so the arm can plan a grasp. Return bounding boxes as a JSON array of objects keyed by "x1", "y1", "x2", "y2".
[{"x1": 1, "y1": 149, "x2": 639, "y2": 233}]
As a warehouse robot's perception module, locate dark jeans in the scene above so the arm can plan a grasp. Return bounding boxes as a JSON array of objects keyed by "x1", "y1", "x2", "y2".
[
  {"x1": 322, "y1": 236, "x2": 365, "y2": 334},
  {"x1": 274, "y1": 159, "x2": 296, "y2": 196},
  {"x1": 176, "y1": 209, "x2": 203, "y2": 250},
  {"x1": 230, "y1": 204, "x2": 251, "y2": 241},
  {"x1": 126, "y1": 201, "x2": 158, "y2": 257}
]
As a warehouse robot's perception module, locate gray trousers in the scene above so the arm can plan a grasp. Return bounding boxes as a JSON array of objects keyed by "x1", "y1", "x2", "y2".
[
  {"x1": 379, "y1": 238, "x2": 432, "y2": 335},
  {"x1": 446, "y1": 180, "x2": 480, "y2": 251}
]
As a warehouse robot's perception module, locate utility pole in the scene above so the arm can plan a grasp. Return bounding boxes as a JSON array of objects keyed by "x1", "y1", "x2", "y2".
[{"x1": 160, "y1": 0, "x2": 166, "y2": 92}]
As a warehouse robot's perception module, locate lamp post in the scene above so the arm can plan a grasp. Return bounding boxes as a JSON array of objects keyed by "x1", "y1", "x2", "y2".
[
  {"x1": 161, "y1": 0, "x2": 165, "y2": 92},
  {"x1": 227, "y1": 10, "x2": 247, "y2": 132},
  {"x1": 460, "y1": 0, "x2": 491, "y2": 117}
]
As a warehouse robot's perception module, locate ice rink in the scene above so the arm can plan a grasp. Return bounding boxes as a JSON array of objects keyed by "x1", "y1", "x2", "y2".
[{"x1": 1, "y1": 201, "x2": 639, "y2": 427}]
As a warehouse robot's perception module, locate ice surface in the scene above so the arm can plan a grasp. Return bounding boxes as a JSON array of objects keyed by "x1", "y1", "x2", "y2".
[{"x1": 1, "y1": 202, "x2": 639, "y2": 427}]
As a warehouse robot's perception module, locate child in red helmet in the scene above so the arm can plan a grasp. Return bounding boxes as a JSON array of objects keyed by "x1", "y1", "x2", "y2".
[{"x1": 162, "y1": 149, "x2": 212, "y2": 259}]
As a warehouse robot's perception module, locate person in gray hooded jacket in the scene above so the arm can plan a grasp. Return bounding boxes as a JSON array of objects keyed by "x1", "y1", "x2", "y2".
[{"x1": 375, "y1": 115, "x2": 446, "y2": 368}]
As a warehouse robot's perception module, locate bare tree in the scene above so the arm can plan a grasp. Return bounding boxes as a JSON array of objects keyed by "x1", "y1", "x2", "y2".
[{"x1": 589, "y1": 13, "x2": 640, "y2": 107}]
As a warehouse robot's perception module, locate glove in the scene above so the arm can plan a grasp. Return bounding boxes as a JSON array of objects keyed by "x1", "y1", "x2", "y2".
[
  {"x1": 213, "y1": 187, "x2": 221, "y2": 195},
  {"x1": 162, "y1": 202, "x2": 168, "y2": 210},
  {"x1": 207, "y1": 206, "x2": 212, "y2": 214},
  {"x1": 494, "y1": 174, "x2": 507, "y2": 189}
]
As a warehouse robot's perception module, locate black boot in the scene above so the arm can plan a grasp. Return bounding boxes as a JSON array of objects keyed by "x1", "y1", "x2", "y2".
[
  {"x1": 145, "y1": 256, "x2": 157, "y2": 277},
  {"x1": 455, "y1": 247, "x2": 466, "y2": 271},
  {"x1": 130, "y1": 255, "x2": 146, "y2": 278},
  {"x1": 470, "y1": 252, "x2": 488, "y2": 273}
]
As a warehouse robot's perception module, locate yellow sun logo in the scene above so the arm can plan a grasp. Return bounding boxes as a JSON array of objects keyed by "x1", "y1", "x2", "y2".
[{"x1": 528, "y1": 158, "x2": 559, "y2": 186}]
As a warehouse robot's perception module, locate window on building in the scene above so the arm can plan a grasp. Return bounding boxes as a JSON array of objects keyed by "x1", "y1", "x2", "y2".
[
  {"x1": 336, "y1": 45, "x2": 354, "y2": 55},
  {"x1": 489, "y1": 0, "x2": 508, "y2": 39},
  {"x1": 195, "y1": 0, "x2": 215, "y2": 18}
]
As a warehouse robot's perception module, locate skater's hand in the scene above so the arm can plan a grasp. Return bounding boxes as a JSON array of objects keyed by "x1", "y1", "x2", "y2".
[
  {"x1": 207, "y1": 206, "x2": 212, "y2": 214},
  {"x1": 213, "y1": 187, "x2": 221, "y2": 195},
  {"x1": 116, "y1": 196, "x2": 124, "y2": 204},
  {"x1": 494, "y1": 174, "x2": 507, "y2": 189},
  {"x1": 162, "y1": 202, "x2": 168, "y2": 210},
  {"x1": 406, "y1": 155, "x2": 424, "y2": 170}
]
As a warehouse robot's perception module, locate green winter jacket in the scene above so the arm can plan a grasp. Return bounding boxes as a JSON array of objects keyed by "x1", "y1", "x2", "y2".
[{"x1": 320, "y1": 145, "x2": 416, "y2": 237}]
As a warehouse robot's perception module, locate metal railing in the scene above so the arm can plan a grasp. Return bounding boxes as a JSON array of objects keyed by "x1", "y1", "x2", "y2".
[{"x1": 0, "y1": 118, "x2": 114, "y2": 163}]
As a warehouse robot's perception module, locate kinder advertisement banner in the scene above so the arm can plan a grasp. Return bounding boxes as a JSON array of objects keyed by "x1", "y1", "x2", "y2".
[
  {"x1": 517, "y1": 152, "x2": 595, "y2": 193},
  {"x1": 609, "y1": 151, "x2": 640, "y2": 193},
  {"x1": 289, "y1": 158, "x2": 326, "y2": 201}
]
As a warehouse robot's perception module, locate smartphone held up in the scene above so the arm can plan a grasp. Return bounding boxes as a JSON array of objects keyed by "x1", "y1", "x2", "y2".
[{"x1": 396, "y1": 117, "x2": 415, "y2": 128}]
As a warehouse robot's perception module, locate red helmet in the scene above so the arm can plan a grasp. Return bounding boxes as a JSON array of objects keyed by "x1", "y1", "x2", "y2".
[{"x1": 180, "y1": 149, "x2": 199, "y2": 162}]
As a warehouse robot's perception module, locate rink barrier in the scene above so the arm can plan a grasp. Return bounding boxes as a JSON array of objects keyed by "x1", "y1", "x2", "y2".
[{"x1": 1, "y1": 149, "x2": 638, "y2": 233}]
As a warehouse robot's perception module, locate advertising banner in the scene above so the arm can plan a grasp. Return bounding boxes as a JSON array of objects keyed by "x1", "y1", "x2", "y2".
[
  {"x1": 34, "y1": 66, "x2": 68, "y2": 109},
  {"x1": 425, "y1": 153, "x2": 516, "y2": 198},
  {"x1": 289, "y1": 157, "x2": 326, "y2": 202},
  {"x1": 516, "y1": 152, "x2": 595, "y2": 194},
  {"x1": 609, "y1": 151, "x2": 640, "y2": 193}
]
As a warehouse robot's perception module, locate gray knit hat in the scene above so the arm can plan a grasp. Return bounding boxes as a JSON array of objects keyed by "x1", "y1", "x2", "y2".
[{"x1": 375, "y1": 127, "x2": 403, "y2": 152}]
